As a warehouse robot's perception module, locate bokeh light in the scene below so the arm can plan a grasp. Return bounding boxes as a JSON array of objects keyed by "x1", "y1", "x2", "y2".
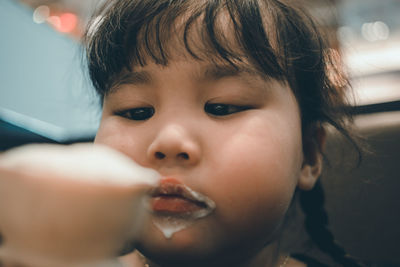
[
  {"x1": 32, "y1": 5, "x2": 49, "y2": 24},
  {"x1": 47, "y1": 15, "x2": 61, "y2": 29},
  {"x1": 32, "y1": 5, "x2": 79, "y2": 35},
  {"x1": 58, "y1": 13, "x2": 78, "y2": 33},
  {"x1": 361, "y1": 21, "x2": 390, "y2": 42}
]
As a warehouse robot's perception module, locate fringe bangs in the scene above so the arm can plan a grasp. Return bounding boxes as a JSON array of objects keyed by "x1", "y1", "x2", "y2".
[{"x1": 84, "y1": 0, "x2": 289, "y2": 96}]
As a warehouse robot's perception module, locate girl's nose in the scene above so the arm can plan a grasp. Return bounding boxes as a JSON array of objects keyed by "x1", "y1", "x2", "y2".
[{"x1": 146, "y1": 124, "x2": 201, "y2": 167}]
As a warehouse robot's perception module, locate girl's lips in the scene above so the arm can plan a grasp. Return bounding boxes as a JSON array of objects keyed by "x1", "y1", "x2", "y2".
[
  {"x1": 150, "y1": 178, "x2": 216, "y2": 218},
  {"x1": 151, "y1": 196, "x2": 206, "y2": 213}
]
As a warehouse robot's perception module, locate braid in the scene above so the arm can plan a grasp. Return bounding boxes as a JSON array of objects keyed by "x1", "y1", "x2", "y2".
[{"x1": 299, "y1": 180, "x2": 363, "y2": 267}]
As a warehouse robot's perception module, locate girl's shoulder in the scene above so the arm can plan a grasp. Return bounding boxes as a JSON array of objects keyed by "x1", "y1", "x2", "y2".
[
  {"x1": 291, "y1": 254, "x2": 329, "y2": 267},
  {"x1": 287, "y1": 256, "x2": 307, "y2": 267}
]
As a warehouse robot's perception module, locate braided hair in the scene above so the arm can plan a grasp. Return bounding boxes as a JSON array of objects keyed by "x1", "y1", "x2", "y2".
[{"x1": 298, "y1": 180, "x2": 364, "y2": 266}]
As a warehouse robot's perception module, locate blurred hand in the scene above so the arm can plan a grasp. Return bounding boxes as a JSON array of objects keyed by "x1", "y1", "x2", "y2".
[{"x1": 0, "y1": 143, "x2": 160, "y2": 267}]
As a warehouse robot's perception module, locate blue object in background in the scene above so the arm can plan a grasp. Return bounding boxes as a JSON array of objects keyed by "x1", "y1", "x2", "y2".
[{"x1": 0, "y1": 0, "x2": 99, "y2": 145}]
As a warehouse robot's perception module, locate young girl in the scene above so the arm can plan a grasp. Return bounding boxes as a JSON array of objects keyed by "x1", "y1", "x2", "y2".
[
  {"x1": 0, "y1": 0, "x2": 363, "y2": 266},
  {"x1": 82, "y1": 0, "x2": 362, "y2": 266}
]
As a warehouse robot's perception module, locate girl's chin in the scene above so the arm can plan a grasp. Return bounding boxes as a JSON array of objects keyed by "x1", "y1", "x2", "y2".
[
  {"x1": 137, "y1": 223, "x2": 221, "y2": 261},
  {"x1": 140, "y1": 212, "x2": 217, "y2": 243}
]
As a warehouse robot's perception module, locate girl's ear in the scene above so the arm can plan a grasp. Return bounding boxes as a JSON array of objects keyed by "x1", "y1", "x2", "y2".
[{"x1": 298, "y1": 126, "x2": 326, "y2": 191}]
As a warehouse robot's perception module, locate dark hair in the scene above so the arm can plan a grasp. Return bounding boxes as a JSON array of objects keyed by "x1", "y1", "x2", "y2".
[
  {"x1": 84, "y1": 0, "x2": 360, "y2": 265},
  {"x1": 298, "y1": 180, "x2": 364, "y2": 267}
]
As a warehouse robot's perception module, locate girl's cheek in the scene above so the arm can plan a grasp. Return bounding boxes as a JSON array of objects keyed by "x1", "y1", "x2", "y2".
[
  {"x1": 205, "y1": 122, "x2": 300, "y2": 229},
  {"x1": 95, "y1": 123, "x2": 122, "y2": 149},
  {"x1": 95, "y1": 121, "x2": 153, "y2": 169},
  {"x1": 95, "y1": 120, "x2": 133, "y2": 153}
]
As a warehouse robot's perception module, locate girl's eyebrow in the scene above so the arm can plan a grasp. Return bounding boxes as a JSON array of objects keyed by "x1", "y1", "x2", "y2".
[
  {"x1": 201, "y1": 64, "x2": 262, "y2": 81},
  {"x1": 109, "y1": 70, "x2": 152, "y2": 93},
  {"x1": 108, "y1": 64, "x2": 264, "y2": 94}
]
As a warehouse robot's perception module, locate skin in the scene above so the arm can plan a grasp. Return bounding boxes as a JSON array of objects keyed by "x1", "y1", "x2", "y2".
[{"x1": 96, "y1": 59, "x2": 323, "y2": 267}]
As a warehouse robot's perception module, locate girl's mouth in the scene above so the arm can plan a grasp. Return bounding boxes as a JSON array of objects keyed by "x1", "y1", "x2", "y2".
[
  {"x1": 150, "y1": 178, "x2": 215, "y2": 219},
  {"x1": 152, "y1": 195, "x2": 208, "y2": 214}
]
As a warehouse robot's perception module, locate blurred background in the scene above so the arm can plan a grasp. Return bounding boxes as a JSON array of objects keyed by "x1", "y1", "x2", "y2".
[{"x1": 0, "y1": 0, "x2": 399, "y2": 265}]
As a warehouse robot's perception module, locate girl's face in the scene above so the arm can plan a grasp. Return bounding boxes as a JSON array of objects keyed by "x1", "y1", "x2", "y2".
[{"x1": 95, "y1": 59, "x2": 311, "y2": 263}]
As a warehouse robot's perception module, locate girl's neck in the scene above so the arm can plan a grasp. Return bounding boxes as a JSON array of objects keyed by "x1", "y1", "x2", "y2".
[{"x1": 132, "y1": 241, "x2": 290, "y2": 267}]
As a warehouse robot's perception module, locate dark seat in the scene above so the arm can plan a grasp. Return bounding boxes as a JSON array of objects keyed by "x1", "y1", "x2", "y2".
[{"x1": 322, "y1": 110, "x2": 400, "y2": 265}]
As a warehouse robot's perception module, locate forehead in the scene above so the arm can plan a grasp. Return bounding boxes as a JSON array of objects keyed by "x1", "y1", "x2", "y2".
[
  {"x1": 133, "y1": 10, "x2": 244, "y2": 64},
  {"x1": 109, "y1": 59, "x2": 269, "y2": 94},
  {"x1": 118, "y1": 9, "x2": 274, "y2": 90},
  {"x1": 129, "y1": 7, "x2": 286, "y2": 87}
]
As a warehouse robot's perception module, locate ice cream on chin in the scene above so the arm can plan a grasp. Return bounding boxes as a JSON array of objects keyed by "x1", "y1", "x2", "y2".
[
  {"x1": 0, "y1": 143, "x2": 160, "y2": 266},
  {"x1": 150, "y1": 177, "x2": 216, "y2": 239}
]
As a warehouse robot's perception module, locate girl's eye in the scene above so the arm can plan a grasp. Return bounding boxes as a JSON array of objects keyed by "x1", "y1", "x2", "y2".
[
  {"x1": 116, "y1": 107, "x2": 155, "y2": 121},
  {"x1": 204, "y1": 103, "x2": 250, "y2": 116}
]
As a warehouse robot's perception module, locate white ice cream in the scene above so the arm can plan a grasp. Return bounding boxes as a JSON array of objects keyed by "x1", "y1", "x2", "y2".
[
  {"x1": 0, "y1": 143, "x2": 161, "y2": 266},
  {"x1": 0, "y1": 143, "x2": 160, "y2": 187}
]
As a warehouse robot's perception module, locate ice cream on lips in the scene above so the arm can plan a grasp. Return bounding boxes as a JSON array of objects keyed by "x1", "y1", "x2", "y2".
[{"x1": 150, "y1": 177, "x2": 216, "y2": 239}]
